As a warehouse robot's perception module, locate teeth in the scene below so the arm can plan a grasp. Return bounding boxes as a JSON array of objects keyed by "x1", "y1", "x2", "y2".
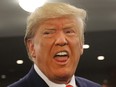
[{"x1": 56, "y1": 51, "x2": 68, "y2": 56}]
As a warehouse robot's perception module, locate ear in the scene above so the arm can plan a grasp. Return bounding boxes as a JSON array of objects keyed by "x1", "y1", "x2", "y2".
[
  {"x1": 26, "y1": 39, "x2": 36, "y2": 58},
  {"x1": 80, "y1": 42, "x2": 84, "y2": 55}
]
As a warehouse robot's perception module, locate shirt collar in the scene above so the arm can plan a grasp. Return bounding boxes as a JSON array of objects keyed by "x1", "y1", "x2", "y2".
[{"x1": 34, "y1": 64, "x2": 77, "y2": 87}]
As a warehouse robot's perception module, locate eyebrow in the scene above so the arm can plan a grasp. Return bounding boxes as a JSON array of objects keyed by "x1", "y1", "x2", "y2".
[
  {"x1": 44, "y1": 28, "x2": 56, "y2": 31},
  {"x1": 63, "y1": 24, "x2": 76, "y2": 30},
  {"x1": 63, "y1": 23, "x2": 76, "y2": 28}
]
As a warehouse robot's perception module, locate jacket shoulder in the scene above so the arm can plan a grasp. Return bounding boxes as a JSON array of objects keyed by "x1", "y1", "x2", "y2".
[
  {"x1": 75, "y1": 76, "x2": 101, "y2": 87},
  {"x1": 7, "y1": 66, "x2": 49, "y2": 87},
  {"x1": 7, "y1": 76, "x2": 30, "y2": 87}
]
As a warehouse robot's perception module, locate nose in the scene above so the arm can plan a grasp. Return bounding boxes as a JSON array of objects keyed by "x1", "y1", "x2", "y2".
[{"x1": 55, "y1": 32, "x2": 68, "y2": 46}]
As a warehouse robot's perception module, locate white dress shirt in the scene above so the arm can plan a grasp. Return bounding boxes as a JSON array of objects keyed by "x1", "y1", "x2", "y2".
[{"x1": 34, "y1": 64, "x2": 77, "y2": 87}]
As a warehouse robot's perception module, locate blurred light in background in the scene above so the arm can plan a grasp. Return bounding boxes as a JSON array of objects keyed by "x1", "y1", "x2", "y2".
[
  {"x1": 83, "y1": 44, "x2": 90, "y2": 49},
  {"x1": 16, "y1": 60, "x2": 24, "y2": 64},
  {"x1": 1, "y1": 75, "x2": 6, "y2": 79},
  {"x1": 18, "y1": 0, "x2": 47, "y2": 12},
  {"x1": 97, "y1": 56, "x2": 105, "y2": 60}
]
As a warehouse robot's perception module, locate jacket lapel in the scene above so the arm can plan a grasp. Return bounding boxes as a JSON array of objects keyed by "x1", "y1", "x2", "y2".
[{"x1": 25, "y1": 65, "x2": 49, "y2": 87}]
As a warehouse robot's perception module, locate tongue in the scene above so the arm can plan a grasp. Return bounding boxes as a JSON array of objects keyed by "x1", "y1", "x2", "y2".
[{"x1": 54, "y1": 56, "x2": 68, "y2": 62}]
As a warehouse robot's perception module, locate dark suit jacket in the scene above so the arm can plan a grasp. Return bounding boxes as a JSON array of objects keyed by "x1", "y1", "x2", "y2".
[{"x1": 8, "y1": 66, "x2": 101, "y2": 87}]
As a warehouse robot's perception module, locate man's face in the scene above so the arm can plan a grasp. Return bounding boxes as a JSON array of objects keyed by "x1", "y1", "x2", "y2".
[{"x1": 28, "y1": 16, "x2": 83, "y2": 83}]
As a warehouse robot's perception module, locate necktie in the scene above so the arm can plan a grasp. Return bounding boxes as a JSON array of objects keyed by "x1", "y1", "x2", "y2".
[{"x1": 66, "y1": 85, "x2": 73, "y2": 87}]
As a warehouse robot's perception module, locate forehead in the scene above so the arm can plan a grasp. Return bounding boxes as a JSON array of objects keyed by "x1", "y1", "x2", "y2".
[{"x1": 39, "y1": 16, "x2": 79, "y2": 27}]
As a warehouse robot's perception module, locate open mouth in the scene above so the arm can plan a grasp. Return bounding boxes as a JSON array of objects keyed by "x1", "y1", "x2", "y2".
[{"x1": 54, "y1": 51, "x2": 69, "y2": 63}]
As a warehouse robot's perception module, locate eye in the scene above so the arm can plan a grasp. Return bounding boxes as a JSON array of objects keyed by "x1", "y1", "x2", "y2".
[
  {"x1": 65, "y1": 29, "x2": 75, "y2": 35},
  {"x1": 66, "y1": 30, "x2": 73, "y2": 33},
  {"x1": 42, "y1": 29, "x2": 55, "y2": 37},
  {"x1": 43, "y1": 31, "x2": 51, "y2": 35}
]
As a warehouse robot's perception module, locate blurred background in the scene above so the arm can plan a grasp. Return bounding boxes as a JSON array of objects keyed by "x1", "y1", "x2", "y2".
[{"x1": 0, "y1": 0, "x2": 116, "y2": 87}]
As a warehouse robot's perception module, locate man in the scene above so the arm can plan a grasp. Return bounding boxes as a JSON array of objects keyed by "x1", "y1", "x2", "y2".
[{"x1": 8, "y1": 2, "x2": 101, "y2": 87}]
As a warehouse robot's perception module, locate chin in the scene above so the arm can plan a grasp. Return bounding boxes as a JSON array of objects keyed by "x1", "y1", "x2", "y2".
[
  {"x1": 53, "y1": 74, "x2": 72, "y2": 84},
  {"x1": 55, "y1": 71, "x2": 72, "y2": 80}
]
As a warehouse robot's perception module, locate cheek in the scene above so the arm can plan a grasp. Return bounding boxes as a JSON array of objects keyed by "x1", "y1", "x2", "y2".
[
  {"x1": 34, "y1": 39, "x2": 52, "y2": 62},
  {"x1": 34, "y1": 44, "x2": 49, "y2": 69},
  {"x1": 71, "y1": 38, "x2": 81, "y2": 50},
  {"x1": 35, "y1": 45, "x2": 46, "y2": 59},
  {"x1": 70, "y1": 38, "x2": 82, "y2": 59},
  {"x1": 71, "y1": 39, "x2": 82, "y2": 66}
]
